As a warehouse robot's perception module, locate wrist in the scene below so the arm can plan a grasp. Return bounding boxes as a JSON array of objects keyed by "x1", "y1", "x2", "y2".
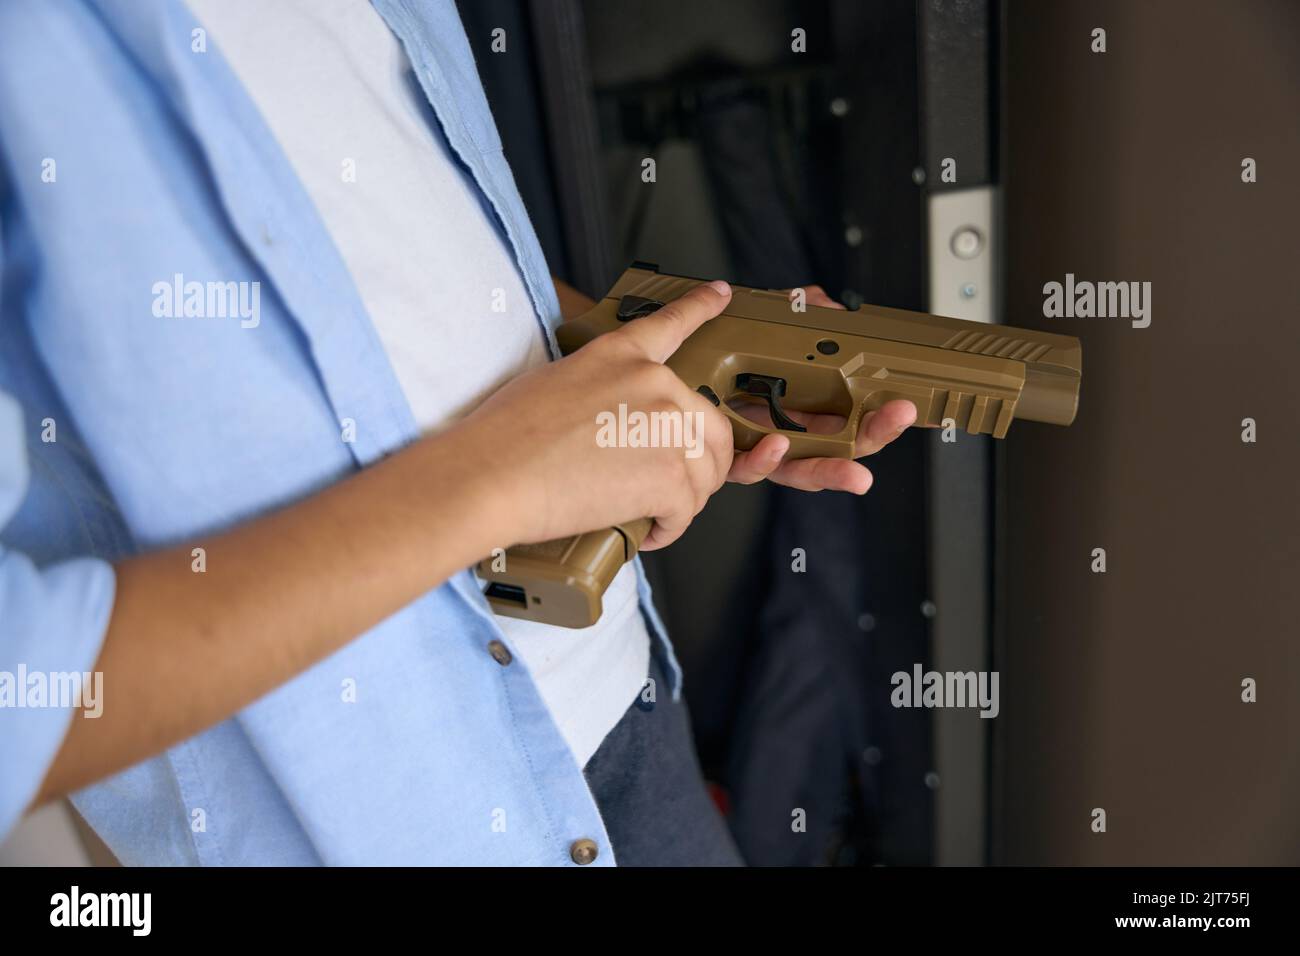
[{"x1": 413, "y1": 423, "x2": 533, "y2": 561}]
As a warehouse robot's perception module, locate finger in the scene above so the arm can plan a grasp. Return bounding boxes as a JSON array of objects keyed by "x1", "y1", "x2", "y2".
[
  {"x1": 854, "y1": 399, "x2": 918, "y2": 457},
  {"x1": 731, "y1": 400, "x2": 847, "y2": 436},
  {"x1": 615, "y1": 281, "x2": 731, "y2": 364},
  {"x1": 734, "y1": 397, "x2": 920, "y2": 452},
  {"x1": 802, "y1": 284, "x2": 847, "y2": 310},
  {"x1": 640, "y1": 507, "x2": 692, "y2": 551},
  {"x1": 682, "y1": 391, "x2": 734, "y2": 494},
  {"x1": 646, "y1": 393, "x2": 732, "y2": 552},
  {"x1": 727, "y1": 433, "x2": 790, "y2": 484},
  {"x1": 767, "y1": 456, "x2": 874, "y2": 494}
]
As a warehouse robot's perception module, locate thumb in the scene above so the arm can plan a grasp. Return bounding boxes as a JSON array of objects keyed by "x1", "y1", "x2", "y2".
[{"x1": 614, "y1": 280, "x2": 731, "y2": 364}]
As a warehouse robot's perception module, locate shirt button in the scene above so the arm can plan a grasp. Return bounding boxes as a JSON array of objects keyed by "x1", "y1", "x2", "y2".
[
  {"x1": 487, "y1": 640, "x2": 513, "y2": 666},
  {"x1": 570, "y1": 839, "x2": 599, "y2": 865}
]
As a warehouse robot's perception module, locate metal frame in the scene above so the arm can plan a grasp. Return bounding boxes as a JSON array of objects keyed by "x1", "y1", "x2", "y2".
[{"x1": 918, "y1": 0, "x2": 998, "y2": 867}]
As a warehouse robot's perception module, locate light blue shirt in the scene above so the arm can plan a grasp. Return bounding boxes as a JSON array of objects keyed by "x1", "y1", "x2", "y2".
[{"x1": 0, "y1": 0, "x2": 679, "y2": 864}]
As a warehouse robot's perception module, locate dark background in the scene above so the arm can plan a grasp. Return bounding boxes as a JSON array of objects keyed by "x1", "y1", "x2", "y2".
[
  {"x1": 997, "y1": 0, "x2": 1299, "y2": 865},
  {"x1": 456, "y1": 0, "x2": 1300, "y2": 865}
]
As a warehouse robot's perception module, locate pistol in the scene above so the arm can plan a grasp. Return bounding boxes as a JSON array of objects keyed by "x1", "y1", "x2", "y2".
[{"x1": 477, "y1": 263, "x2": 1081, "y2": 628}]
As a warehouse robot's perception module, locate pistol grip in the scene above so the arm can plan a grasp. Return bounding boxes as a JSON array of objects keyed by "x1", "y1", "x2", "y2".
[{"x1": 477, "y1": 518, "x2": 653, "y2": 629}]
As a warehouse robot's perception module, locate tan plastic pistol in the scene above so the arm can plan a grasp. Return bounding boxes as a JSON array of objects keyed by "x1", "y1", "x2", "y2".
[{"x1": 477, "y1": 262, "x2": 1082, "y2": 628}]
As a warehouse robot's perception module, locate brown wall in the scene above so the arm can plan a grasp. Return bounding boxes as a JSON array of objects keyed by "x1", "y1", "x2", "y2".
[{"x1": 997, "y1": 0, "x2": 1300, "y2": 864}]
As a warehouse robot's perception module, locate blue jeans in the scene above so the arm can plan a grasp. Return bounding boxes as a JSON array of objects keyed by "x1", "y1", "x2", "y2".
[{"x1": 584, "y1": 650, "x2": 745, "y2": 866}]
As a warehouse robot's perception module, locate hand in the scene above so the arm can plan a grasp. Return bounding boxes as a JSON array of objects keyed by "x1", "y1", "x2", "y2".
[
  {"x1": 726, "y1": 284, "x2": 919, "y2": 494},
  {"x1": 457, "y1": 281, "x2": 752, "y2": 551}
]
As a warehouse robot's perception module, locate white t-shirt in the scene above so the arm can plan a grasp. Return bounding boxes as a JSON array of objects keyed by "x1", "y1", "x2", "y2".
[{"x1": 189, "y1": 0, "x2": 650, "y2": 768}]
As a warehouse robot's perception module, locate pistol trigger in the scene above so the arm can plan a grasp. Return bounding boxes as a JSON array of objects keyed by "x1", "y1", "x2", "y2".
[{"x1": 735, "y1": 373, "x2": 807, "y2": 433}]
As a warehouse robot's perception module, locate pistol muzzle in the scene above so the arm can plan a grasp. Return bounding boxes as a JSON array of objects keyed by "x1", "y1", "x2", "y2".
[{"x1": 1017, "y1": 364, "x2": 1081, "y2": 426}]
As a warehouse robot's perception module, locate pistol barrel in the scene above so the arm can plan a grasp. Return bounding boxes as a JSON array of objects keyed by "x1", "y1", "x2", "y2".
[{"x1": 1018, "y1": 364, "x2": 1081, "y2": 426}]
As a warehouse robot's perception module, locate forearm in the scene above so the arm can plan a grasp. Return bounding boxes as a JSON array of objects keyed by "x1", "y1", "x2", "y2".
[
  {"x1": 37, "y1": 426, "x2": 512, "y2": 803},
  {"x1": 36, "y1": 276, "x2": 743, "y2": 804}
]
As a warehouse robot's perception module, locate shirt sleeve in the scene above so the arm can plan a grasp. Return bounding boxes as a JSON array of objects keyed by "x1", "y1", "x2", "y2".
[{"x1": 0, "y1": 390, "x2": 116, "y2": 841}]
